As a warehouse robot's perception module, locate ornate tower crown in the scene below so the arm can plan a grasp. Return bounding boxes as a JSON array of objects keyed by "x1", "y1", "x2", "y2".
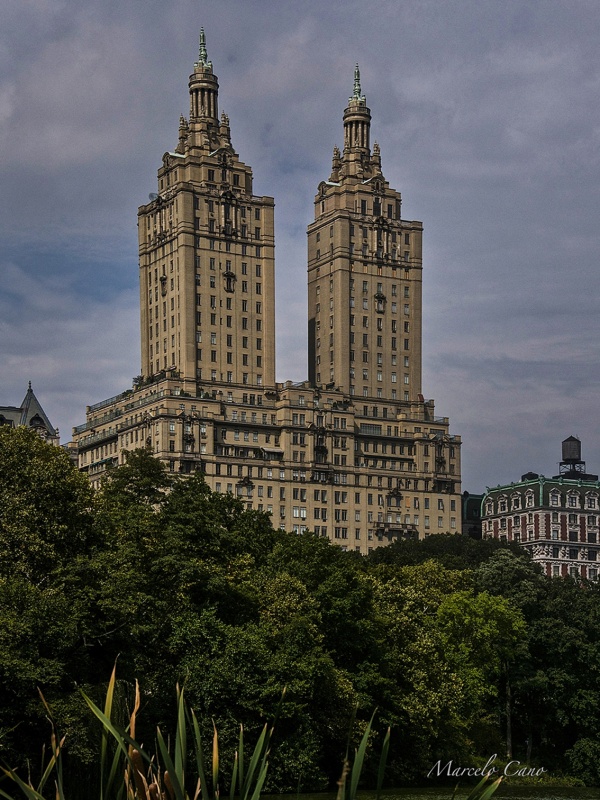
[
  {"x1": 194, "y1": 28, "x2": 213, "y2": 71},
  {"x1": 343, "y1": 63, "x2": 371, "y2": 157},
  {"x1": 349, "y1": 63, "x2": 366, "y2": 104},
  {"x1": 189, "y1": 28, "x2": 219, "y2": 123}
]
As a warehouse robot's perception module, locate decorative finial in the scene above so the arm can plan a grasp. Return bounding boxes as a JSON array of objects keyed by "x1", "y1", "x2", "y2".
[
  {"x1": 330, "y1": 145, "x2": 341, "y2": 181},
  {"x1": 176, "y1": 114, "x2": 188, "y2": 153},
  {"x1": 350, "y1": 63, "x2": 365, "y2": 103},
  {"x1": 372, "y1": 141, "x2": 382, "y2": 172},
  {"x1": 195, "y1": 28, "x2": 212, "y2": 70},
  {"x1": 353, "y1": 64, "x2": 361, "y2": 97},
  {"x1": 28, "y1": 381, "x2": 32, "y2": 390}
]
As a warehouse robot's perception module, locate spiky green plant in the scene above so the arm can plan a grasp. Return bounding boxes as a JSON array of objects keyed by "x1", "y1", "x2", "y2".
[
  {"x1": 0, "y1": 667, "x2": 277, "y2": 800},
  {"x1": 334, "y1": 712, "x2": 501, "y2": 800},
  {"x1": 453, "y1": 774, "x2": 503, "y2": 800},
  {"x1": 335, "y1": 711, "x2": 390, "y2": 800},
  {"x1": 0, "y1": 672, "x2": 502, "y2": 800}
]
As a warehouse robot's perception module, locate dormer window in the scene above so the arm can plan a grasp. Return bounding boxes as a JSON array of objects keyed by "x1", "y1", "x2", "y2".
[
  {"x1": 587, "y1": 494, "x2": 598, "y2": 509},
  {"x1": 526, "y1": 492, "x2": 534, "y2": 508},
  {"x1": 568, "y1": 494, "x2": 579, "y2": 508}
]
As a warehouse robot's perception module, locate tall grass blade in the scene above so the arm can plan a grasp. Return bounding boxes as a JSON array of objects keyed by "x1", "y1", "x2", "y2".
[
  {"x1": 0, "y1": 767, "x2": 46, "y2": 800},
  {"x1": 239, "y1": 724, "x2": 268, "y2": 800},
  {"x1": 230, "y1": 750, "x2": 239, "y2": 800},
  {"x1": 237, "y1": 724, "x2": 244, "y2": 796},
  {"x1": 81, "y1": 691, "x2": 142, "y2": 764},
  {"x1": 344, "y1": 704, "x2": 358, "y2": 764},
  {"x1": 174, "y1": 685, "x2": 187, "y2": 786},
  {"x1": 335, "y1": 758, "x2": 350, "y2": 800},
  {"x1": 349, "y1": 713, "x2": 374, "y2": 800},
  {"x1": 156, "y1": 726, "x2": 185, "y2": 800},
  {"x1": 35, "y1": 691, "x2": 65, "y2": 799},
  {"x1": 247, "y1": 760, "x2": 269, "y2": 800},
  {"x1": 105, "y1": 738, "x2": 127, "y2": 800},
  {"x1": 461, "y1": 775, "x2": 502, "y2": 800},
  {"x1": 100, "y1": 664, "x2": 118, "y2": 800},
  {"x1": 49, "y1": 733, "x2": 64, "y2": 800},
  {"x1": 189, "y1": 709, "x2": 209, "y2": 800},
  {"x1": 375, "y1": 727, "x2": 390, "y2": 800},
  {"x1": 129, "y1": 748, "x2": 150, "y2": 800},
  {"x1": 475, "y1": 777, "x2": 503, "y2": 800},
  {"x1": 211, "y1": 720, "x2": 219, "y2": 798}
]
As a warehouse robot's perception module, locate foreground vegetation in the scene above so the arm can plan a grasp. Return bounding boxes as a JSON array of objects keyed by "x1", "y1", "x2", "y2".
[{"x1": 1, "y1": 427, "x2": 600, "y2": 797}]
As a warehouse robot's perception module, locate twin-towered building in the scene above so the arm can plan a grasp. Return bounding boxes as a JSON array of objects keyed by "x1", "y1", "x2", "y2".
[{"x1": 72, "y1": 31, "x2": 462, "y2": 552}]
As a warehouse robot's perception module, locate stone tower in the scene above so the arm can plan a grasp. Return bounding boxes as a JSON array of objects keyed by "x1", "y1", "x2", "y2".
[
  {"x1": 307, "y1": 66, "x2": 422, "y2": 401},
  {"x1": 138, "y1": 30, "x2": 276, "y2": 393}
]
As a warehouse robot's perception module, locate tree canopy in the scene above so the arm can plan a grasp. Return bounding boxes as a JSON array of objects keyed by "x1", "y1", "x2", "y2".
[{"x1": 1, "y1": 428, "x2": 600, "y2": 794}]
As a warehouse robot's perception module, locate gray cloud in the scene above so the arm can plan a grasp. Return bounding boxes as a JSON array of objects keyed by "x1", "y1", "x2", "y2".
[{"x1": 2, "y1": 0, "x2": 600, "y2": 491}]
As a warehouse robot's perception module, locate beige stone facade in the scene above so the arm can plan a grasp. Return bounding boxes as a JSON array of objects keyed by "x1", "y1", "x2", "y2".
[
  {"x1": 308, "y1": 66, "x2": 422, "y2": 400},
  {"x1": 73, "y1": 32, "x2": 462, "y2": 553},
  {"x1": 139, "y1": 34, "x2": 275, "y2": 389}
]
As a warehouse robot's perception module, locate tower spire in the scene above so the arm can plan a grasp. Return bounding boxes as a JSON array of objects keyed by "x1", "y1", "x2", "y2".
[
  {"x1": 351, "y1": 63, "x2": 365, "y2": 102},
  {"x1": 195, "y1": 28, "x2": 212, "y2": 71},
  {"x1": 343, "y1": 63, "x2": 370, "y2": 158},
  {"x1": 190, "y1": 28, "x2": 218, "y2": 123}
]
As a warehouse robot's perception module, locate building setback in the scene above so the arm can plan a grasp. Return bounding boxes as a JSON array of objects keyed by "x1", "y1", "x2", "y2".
[
  {"x1": 72, "y1": 31, "x2": 462, "y2": 553},
  {"x1": 482, "y1": 437, "x2": 600, "y2": 578}
]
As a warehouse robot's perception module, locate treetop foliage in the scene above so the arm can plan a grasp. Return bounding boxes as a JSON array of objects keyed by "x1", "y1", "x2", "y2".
[{"x1": 1, "y1": 429, "x2": 600, "y2": 794}]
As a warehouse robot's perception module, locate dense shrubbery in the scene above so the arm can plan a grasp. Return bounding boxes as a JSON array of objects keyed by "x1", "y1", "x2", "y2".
[{"x1": 1, "y1": 426, "x2": 600, "y2": 796}]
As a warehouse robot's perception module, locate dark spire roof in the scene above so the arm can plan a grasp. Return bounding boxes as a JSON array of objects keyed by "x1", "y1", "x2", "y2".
[{"x1": 19, "y1": 382, "x2": 57, "y2": 435}]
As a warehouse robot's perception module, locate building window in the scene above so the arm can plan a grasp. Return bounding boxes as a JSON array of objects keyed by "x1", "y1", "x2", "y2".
[{"x1": 526, "y1": 493, "x2": 534, "y2": 508}]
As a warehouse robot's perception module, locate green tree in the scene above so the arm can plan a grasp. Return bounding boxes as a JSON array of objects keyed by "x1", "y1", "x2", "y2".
[
  {"x1": 0, "y1": 426, "x2": 97, "y2": 582},
  {"x1": 0, "y1": 428, "x2": 101, "y2": 773}
]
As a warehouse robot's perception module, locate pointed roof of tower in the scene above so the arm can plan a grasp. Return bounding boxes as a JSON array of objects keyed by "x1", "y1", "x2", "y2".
[
  {"x1": 19, "y1": 382, "x2": 57, "y2": 435},
  {"x1": 350, "y1": 63, "x2": 366, "y2": 103},
  {"x1": 0, "y1": 383, "x2": 58, "y2": 441},
  {"x1": 195, "y1": 28, "x2": 213, "y2": 71}
]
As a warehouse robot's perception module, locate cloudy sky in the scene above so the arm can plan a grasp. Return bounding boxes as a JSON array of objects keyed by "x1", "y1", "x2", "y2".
[{"x1": 2, "y1": 0, "x2": 600, "y2": 492}]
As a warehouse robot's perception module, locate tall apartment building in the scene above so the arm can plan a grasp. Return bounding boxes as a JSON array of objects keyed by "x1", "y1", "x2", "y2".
[
  {"x1": 308, "y1": 65, "x2": 422, "y2": 400},
  {"x1": 73, "y1": 32, "x2": 462, "y2": 552},
  {"x1": 139, "y1": 30, "x2": 275, "y2": 390}
]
